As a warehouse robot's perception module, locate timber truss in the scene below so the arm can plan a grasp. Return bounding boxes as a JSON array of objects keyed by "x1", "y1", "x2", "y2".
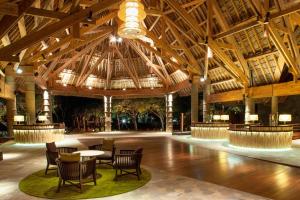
[{"x1": 0, "y1": 0, "x2": 300, "y2": 99}]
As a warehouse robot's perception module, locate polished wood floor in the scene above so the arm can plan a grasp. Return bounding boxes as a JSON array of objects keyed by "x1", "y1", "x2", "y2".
[{"x1": 80, "y1": 136, "x2": 300, "y2": 200}]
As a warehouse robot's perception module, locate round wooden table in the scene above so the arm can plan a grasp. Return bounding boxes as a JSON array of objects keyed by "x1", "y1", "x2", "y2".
[{"x1": 74, "y1": 150, "x2": 104, "y2": 158}]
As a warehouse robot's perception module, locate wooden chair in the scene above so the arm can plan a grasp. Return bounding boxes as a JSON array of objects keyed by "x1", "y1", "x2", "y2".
[
  {"x1": 45, "y1": 142, "x2": 78, "y2": 175},
  {"x1": 88, "y1": 139, "x2": 115, "y2": 166},
  {"x1": 113, "y1": 148, "x2": 143, "y2": 181},
  {"x1": 56, "y1": 158, "x2": 97, "y2": 193}
]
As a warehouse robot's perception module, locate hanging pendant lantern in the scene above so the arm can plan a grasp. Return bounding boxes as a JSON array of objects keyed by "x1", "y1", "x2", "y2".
[{"x1": 117, "y1": 0, "x2": 147, "y2": 39}]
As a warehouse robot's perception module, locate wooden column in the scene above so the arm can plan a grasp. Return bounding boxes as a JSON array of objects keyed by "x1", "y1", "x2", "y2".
[
  {"x1": 25, "y1": 76, "x2": 36, "y2": 124},
  {"x1": 245, "y1": 97, "x2": 254, "y2": 124},
  {"x1": 203, "y1": 79, "x2": 211, "y2": 122},
  {"x1": 271, "y1": 96, "x2": 278, "y2": 126},
  {"x1": 5, "y1": 67, "x2": 16, "y2": 137},
  {"x1": 165, "y1": 93, "x2": 173, "y2": 132},
  {"x1": 104, "y1": 96, "x2": 111, "y2": 132},
  {"x1": 191, "y1": 75, "x2": 200, "y2": 123},
  {"x1": 271, "y1": 96, "x2": 278, "y2": 115}
]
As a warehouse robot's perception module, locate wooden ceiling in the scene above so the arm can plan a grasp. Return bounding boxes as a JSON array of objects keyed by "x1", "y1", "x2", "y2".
[{"x1": 0, "y1": 0, "x2": 300, "y2": 98}]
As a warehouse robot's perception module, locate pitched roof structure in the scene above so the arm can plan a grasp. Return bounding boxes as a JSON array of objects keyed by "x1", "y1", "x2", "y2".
[{"x1": 0, "y1": 0, "x2": 300, "y2": 99}]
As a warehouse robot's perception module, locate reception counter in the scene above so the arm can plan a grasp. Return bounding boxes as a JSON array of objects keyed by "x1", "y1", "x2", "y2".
[
  {"x1": 229, "y1": 124, "x2": 293, "y2": 149},
  {"x1": 13, "y1": 124, "x2": 65, "y2": 144},
  {"x1": 191, "y1": 122, "x2": 229, "y2": 140}
]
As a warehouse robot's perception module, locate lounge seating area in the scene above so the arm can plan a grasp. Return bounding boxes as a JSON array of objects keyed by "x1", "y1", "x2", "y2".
[
  {"x1": 44, "y1": 140, "x2": 144, "y2": 194},
  {"x1": 2, "y1": 0, "x2": 300, "y2": 199}
]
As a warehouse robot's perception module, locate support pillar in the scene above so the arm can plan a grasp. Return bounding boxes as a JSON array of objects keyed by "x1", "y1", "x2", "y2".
[
  {"x1": 165, "y1": 93, "x2": 173, "y2": 132},
  {"x1": 25, "y1": 77, "x2": 36, "y2": 124},
  {"x1": 104, "y1": 96, "x2": 111, "y2": 132},
  {"x1": 245, "y1": 97, "x2": 254, "y2": 124},
  {"x1": 191, "y1": 75, "x2": 200, "y2": 123},
  {"x1": 271, "y1": 96, "x2": 278, "y2": 125},
  {"x1": 5, "y1": 67, "x2": 16, "y2": 137},
  {"x1": 203, "y1": 79, "x2": 211, "y2": 122}
]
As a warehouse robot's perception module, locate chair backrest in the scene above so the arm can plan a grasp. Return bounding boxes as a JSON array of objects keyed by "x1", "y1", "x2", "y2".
[
  {"x1": 135, "y1": 148, "x2": 143, "y2": 166},
  {"x1": 46, "y1": 150, "x2": 58, "y2": 165},
  {"x1": 57, "y1": 160, "x2": 80, "y2": 180},
  {"x1": 46, "y1": 142, "x2": 57, "y2": 152},
  {"x1": 88, "y1": 144, "x2": 102, "y2": 150},
  {"x1": 81, "y1": 158, "x2": 96, "y2": 179},
  {"x1": 102, "y1": 139, "x2": 115, "y2": 151}
]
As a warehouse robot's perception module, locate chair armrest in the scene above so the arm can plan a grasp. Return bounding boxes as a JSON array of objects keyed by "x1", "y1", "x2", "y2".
[
  {"x1": 57, "y1": 147, "x2": 78, "y2": 153},
  {"x1": 120, "y1": 150, "x2": 135, "y2": 154}
]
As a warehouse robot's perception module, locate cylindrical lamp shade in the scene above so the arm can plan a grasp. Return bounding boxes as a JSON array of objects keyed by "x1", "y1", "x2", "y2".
[
  {"x1": 43, "y1": 90, "x2": 49, "y2": 100},
  {"x1": 38, "y1": 115, "x2": 47, "y2": 121},
  {"x1": 14, "y1": 115, "x2": 25, "y2": 122},
  {"x1": 118, "y1": 0, "x2": 146, "y2": 21},
  {"x1": 249, "y1": 114, "x2": 258, "y2": 121},
  {"x1": 220, "y1": 115, "x2": 229, "y2": 121},
  {"x1": 213, "y1": 115, "x2": 221, "y2": 121},
  {"x1": 117, "y1": 0, "x2": 146, "y2": 38},
  {"x1": 279, "y1": 114, "x2": 292, "y2": 122}
]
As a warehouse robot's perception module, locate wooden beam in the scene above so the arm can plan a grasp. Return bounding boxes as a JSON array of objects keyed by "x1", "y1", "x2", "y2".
[
  {"x1": 50, "y1": 79, "x2": 190, "y2": 98},
  {"x1": 208, "y1": 81, "x2": 300, "y2": 103},
  {"x1": 268, "y1": 22, "x2": 300, "y2": 77},
  {"x1": 25, "y1": 7, "x2": 69, "y2": 19},
  {"x1": 0, "y1": 3, "x2": 19, "y2": 16},
  {"x1": 0, "y1": 0, "x2": 35, "y2": 40},
  {"x1": 164, "y1": 0, "x2": 205, "y2": 42},
  {"x1": 213, "y1": 3, "x2": 300, "y2": 39},
  {"x1": 75, "y1": 47, "x2": 96, "y2": 86},
  {"x1": 49, "y1": 34, "x2": 109, "y2": 78},
  {"x1": 127, "y1": 40, "x2": 169, "y2": 86},
  {"x1": 35, "y1": 28, "x2": 112, "y2": 65},
  {"x1": 0, "y1": 0, "x2": 119, "y2": 59},
  {"x1": 211, "y1": 0, "x2": 250, "y2": 79},
  {"x1": 209, "y1": 40, "x2": 249, "y2": 86},
  {"x1": 77, "y1": 51, "x2": 108, "y2": 86},
  {"x1": 114, "y1": 47, "x2": 141, "y2": 89},
  {"x1": 166, "y1": 18, "x2": 202, "y2": 74}
]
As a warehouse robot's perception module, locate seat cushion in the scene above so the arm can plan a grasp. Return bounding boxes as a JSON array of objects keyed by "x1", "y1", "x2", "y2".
[
  {"x1": 97, "y1": 151, "x2": 112, "y2": 159},
  {"x1": 60, "y1": 153, "x2": 80, "y2": 162}
]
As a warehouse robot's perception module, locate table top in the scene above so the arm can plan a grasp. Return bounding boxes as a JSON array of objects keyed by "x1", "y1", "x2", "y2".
[{"x1": 74, "y1": 150, "x2": 104, "y2": 157}]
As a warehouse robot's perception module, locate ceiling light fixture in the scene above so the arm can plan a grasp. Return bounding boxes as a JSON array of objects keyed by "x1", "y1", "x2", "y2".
[
  {"x1": 88, "y1": 86, "x2": 92, "y2": 90},
  {"x1": 117, "y1": 0, "x2": 146, "y2": 39},
  {"x1": 200, "y1": 76, "x2": 205, "y2": 82},
  {"x1": 63, "y1": 83, "x2": 67, "y2": 87},
  {"x1": 55, "y1": 38, "x2": 60, "y2": 42},
  {"x1": 16, "y1": 68, "x2": 23, "y2": 74}
]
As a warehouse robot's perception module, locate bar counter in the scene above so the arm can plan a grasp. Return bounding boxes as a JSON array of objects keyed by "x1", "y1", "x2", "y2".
[
  {"x1": 191, "y1": 122, "x2": 229, "y2": 139},
  {"x1": 13, "y1": 124, "x2": 65, "y2": 144},
  {"x1": 229, "y1": 124, "x2": 293, "y2": 149}
]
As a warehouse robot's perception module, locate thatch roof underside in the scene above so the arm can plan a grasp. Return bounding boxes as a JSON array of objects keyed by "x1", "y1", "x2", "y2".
[{"x1": 0, "y1": 0, "x2": 300, "y2": 98}]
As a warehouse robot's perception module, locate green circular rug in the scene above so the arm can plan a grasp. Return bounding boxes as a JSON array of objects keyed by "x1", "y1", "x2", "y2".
[{"x1": 19, "y1": 167, "x2": 151, "y2": 199}]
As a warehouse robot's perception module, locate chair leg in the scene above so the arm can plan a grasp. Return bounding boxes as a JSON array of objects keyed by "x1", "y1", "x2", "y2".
[
  {"x1": 79, "y1": 180, "x2": 83, "y2": 193},
  {"x1": 56, "y1": 178, "x2": 62, "y2": 193},
  {"x1": 93, "y1": 173, "x2": 97, "y2": 186},
  {"x1": 45, "y1": 163, "x2": 49, "y2": 175},
  {"x1": 136, "y1": 168, "x2": 140, "y2": 180},
  {"x1": 114, "y1": 168, "x2": 118, "y2": 181},
  {"x1": 63, "y1": 180, "x2": 65, "y2": 186}
]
